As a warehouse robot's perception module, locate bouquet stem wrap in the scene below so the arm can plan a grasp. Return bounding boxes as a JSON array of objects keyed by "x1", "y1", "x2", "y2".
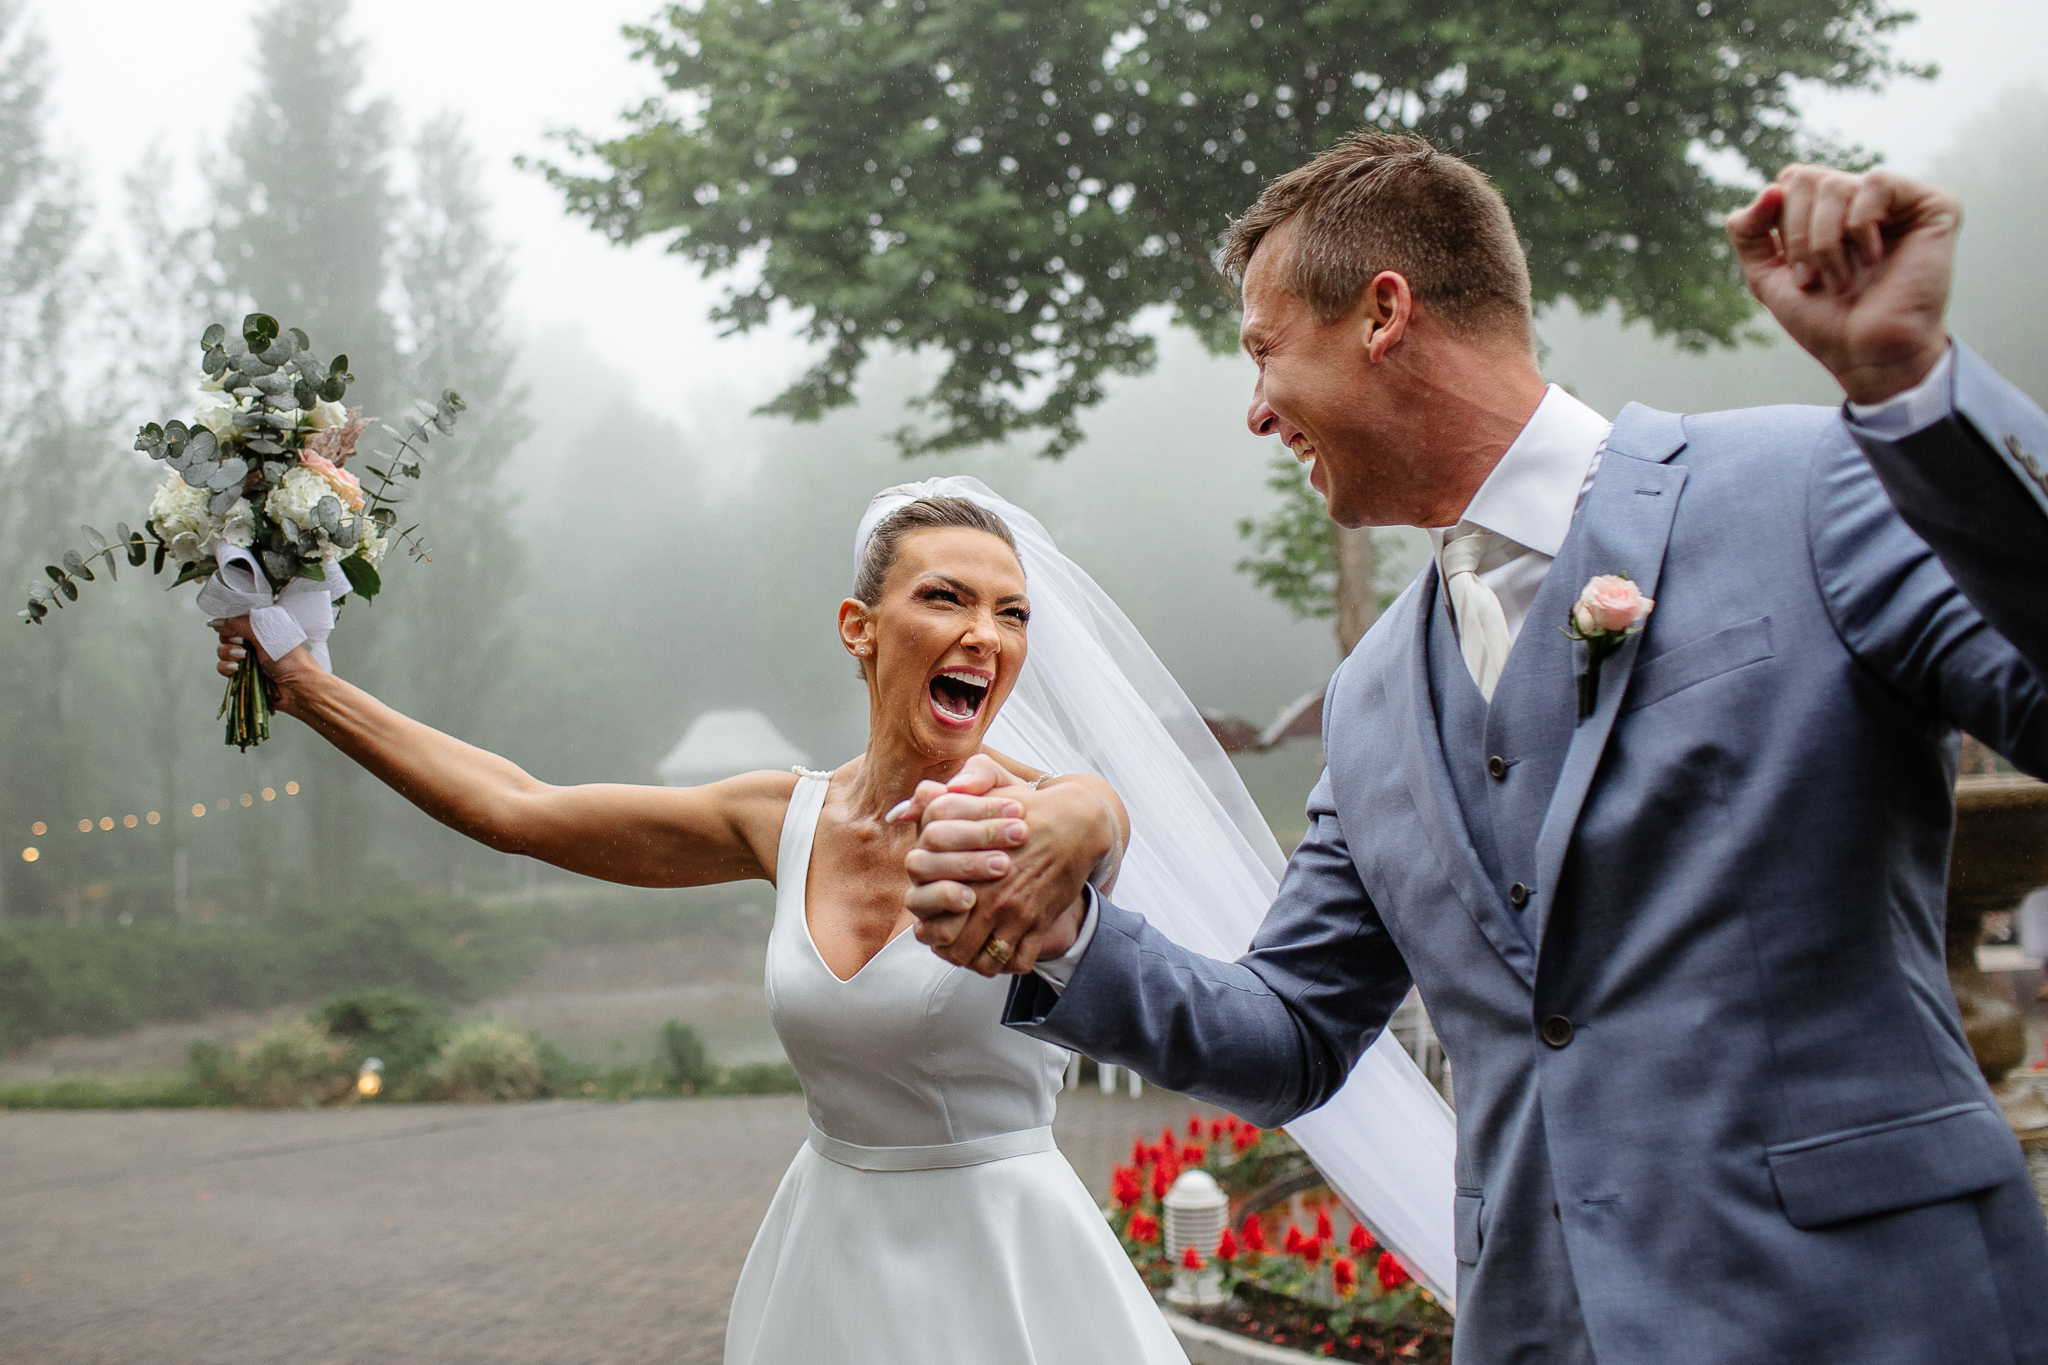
[{"x1": 194, "y1": 544, "x2": 349, "y2": 749}]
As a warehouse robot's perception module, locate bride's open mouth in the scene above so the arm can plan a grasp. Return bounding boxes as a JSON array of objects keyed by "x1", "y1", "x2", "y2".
[{"x1": 928, "y1": 667, "x2": 992, "y2": 729}]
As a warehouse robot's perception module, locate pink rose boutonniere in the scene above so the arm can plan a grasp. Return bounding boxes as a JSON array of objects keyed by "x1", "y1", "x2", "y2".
[{"x1": 1563, "y1": 574, "x2": 1654, "y2": 717}]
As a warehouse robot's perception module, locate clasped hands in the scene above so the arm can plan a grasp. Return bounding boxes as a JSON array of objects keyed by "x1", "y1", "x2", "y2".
[{"x1": 897, "y1": 754, "x2": 1115, "y2": 978}]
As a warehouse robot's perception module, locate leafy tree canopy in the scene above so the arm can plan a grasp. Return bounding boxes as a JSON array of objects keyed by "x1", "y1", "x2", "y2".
[{"x1": 545, "y1": 0, "x2": 1920, "y2": 457}]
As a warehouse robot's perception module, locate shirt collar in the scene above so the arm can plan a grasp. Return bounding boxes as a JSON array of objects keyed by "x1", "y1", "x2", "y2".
[{"x1": 1433, "y1": 384, "x2": 1612, "y2": 558}]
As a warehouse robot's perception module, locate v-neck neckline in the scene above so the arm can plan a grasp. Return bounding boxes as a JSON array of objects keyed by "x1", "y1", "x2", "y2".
[{"x1": 796, "y1": 776, "x2": 919, "y2": 985}]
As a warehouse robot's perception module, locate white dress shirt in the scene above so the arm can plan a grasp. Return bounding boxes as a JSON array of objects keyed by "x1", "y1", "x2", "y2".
[
  {"x1": 1033, "y1": 351, "x2": 1957, "y2": 989},
  {"x1": 1427, "y1": 383, "x2": 1612, "y2": 654}
]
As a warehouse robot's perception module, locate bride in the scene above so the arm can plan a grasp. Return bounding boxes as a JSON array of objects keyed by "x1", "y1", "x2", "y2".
[
  {"x1": 209, "y1": 475, "x2": 1459, "y2": 1355},
  {"x1": 209, "y1": 483, "x2": 1188, "y2": 1363}
]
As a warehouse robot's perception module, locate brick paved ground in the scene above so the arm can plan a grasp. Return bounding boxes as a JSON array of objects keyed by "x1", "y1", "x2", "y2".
[{"x1": 0, "y1": 1087, "x2": 1220, "y2": 1365}]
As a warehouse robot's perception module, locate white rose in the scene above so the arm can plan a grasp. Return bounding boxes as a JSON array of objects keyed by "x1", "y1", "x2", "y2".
[
  {"x1": 265, "y1": 466, "x2": 345, "y2": 561},
  {"x1": 199, "y1": 369, "x2": 228, "y2": 393},
  {"x1": 194, "y1": 393, "x2": 242, "y2": 437},
  {"x1": 217, "y1": 498, "x2": 257, "y2": 549},
  {"x1": 355, "y1": 518, "x2": 388, "y2": 569},
  {"x1": 148, "y1": 475, "x2": 218, "y2": 565},
  {"x1": 307, "y1": 399, "x2": 348, "y2": 430}
]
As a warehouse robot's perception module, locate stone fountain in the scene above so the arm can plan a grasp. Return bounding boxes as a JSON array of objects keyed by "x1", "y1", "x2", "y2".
[{"x1": 1947, "y1": 774, "x2": 2048, "y2": 1206}]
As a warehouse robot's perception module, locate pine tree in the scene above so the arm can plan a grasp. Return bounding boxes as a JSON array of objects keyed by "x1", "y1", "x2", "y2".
[
  {"x1": 0, "y1": 2, "x2": 116, "y2": 922},
  {"x1": 391, "y1": 112, "x2": 532, "y2": 895},
  {"x1": 206, "y1": 0, "x2": 401, "y2": 896}
]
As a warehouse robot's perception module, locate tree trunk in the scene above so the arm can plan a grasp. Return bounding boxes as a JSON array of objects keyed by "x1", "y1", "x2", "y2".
[{"x1": 1334, "y1": 526, "x2": 1379, "y2": 657}]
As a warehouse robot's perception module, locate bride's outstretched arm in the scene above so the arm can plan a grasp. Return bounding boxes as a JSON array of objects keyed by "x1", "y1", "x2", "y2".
[{"x1": 211, "y1": 616, "x2": 791, "y2": 887}]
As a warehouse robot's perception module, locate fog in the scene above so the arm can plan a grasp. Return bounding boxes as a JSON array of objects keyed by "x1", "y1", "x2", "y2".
[{"x1": 2, "y1": 0, "x2": 2045, "y2": 1017}]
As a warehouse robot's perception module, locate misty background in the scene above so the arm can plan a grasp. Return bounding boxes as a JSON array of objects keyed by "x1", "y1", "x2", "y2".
[{"x1": 2, "y1": 0, "x2": 2045, "y2": 1069}]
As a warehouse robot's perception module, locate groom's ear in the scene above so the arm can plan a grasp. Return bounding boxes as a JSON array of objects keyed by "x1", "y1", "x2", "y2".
[{"x1": 1357, "y1": 270, "x2": 1414, "y2": 364}]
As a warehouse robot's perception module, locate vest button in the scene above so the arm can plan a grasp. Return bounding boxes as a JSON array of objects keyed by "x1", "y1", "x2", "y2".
[
  {"x1": 1508, "y1": 881, "x2": 1530, "y2": 907},
  {"x1": 1541, "y1": 1015, "x2": 1574, "y2": 1048},
  {"x1": 1487, "y1": 755, "x2": 1508, "y2": 779}
]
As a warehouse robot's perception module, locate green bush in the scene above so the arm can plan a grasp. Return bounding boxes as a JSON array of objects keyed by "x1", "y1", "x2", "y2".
[
  {"x1": 231, "y1": 1019, "x2": 355, "y2": 1108},
  {"x1": 312, "y1": 989, "x2": 450, "y2": 1100},
  {"x1": 433, "y1": 1020, "x2": 543, "y2": 1102},
  {"x1": 186, "y1": 1039, "x2": 237, "y2": 1103},
  {"x1": 533, "y1": 1035, "x2": 598, "y2": 1097},
  {"x1": 658, "y1": 1019, "x2": 716, "y2": 1093}
]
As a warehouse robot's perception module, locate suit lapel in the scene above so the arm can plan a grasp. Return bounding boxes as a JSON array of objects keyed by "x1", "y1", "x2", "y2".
[
  {"x1": 1528, "y1": 406, "x2": 1690, "y2": 949},
  {"x1": 1390, "y1": 568, "x2": 1540, "y2": 988}
]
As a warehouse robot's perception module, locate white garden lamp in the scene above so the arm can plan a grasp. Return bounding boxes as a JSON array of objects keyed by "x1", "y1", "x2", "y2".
[{"x1": 1163, "y1": 1169, "x2": 1229, "y2": 1307}]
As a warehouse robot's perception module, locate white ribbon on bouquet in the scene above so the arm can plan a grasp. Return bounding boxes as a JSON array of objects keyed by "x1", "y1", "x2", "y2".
[{"x1": 193, "y1": 543, "x2": 351, "y2": 671}]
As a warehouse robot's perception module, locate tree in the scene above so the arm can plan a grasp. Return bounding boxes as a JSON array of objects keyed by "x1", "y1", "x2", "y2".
[
  {"x1": 391, "y1": 113, "x2": 533, "y2": 896},
  {"x1": 0, "y1": 1, "x2": 117, "y2": 922},
  {"x1": 207, "y1": 0, "x2": 401, "y2": 896},
  {"x1": 542, "y1": 0, "x2": 1920, "y2": 646}
]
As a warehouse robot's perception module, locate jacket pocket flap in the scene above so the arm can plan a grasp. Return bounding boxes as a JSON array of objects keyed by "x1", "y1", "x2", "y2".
[
  {"x1": 1765, "y1": 1102, "x2": 2021, "y2": 1229},
  {"x1": 1454, "y1": 1190, "x2": 1483, "y2": 1265},
  {"x1": 1624, "y1": 615, "x2": 1774, "y2": 713}
]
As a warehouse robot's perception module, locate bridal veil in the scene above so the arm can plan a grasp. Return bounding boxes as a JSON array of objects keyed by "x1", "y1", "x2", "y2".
[{"x1": 856, "y1": 476, "x2": 1458, "y2": 1301}]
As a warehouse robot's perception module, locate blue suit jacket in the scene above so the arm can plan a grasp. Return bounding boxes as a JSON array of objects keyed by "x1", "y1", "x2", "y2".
[{"x1": 1009, "y1": 344, "x2": 2048, "y2": 1365}]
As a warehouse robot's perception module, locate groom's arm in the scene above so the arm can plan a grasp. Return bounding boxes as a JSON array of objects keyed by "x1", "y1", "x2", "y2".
[
  {"x1": 1844, "y1": 342, "x2": 2048, "y2": 679},
  {"x1": 1004, "y1": 773, "x2": 1415, "y2": 1128}
]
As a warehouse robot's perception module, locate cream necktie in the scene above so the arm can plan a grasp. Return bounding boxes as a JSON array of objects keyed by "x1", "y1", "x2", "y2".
[{"x1": 1440, "y1": 526, "x2": 1515, "y2": 702}]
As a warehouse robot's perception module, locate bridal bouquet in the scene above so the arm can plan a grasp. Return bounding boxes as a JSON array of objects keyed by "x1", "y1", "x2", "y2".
[{"x1": 19, "y1": 313, "x2": 464, "y2": 749}]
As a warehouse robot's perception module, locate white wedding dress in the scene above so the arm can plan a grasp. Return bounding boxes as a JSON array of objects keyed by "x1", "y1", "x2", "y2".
[{"x1": 722, "y1": 769, "x2": 1188, "y2": 1365}]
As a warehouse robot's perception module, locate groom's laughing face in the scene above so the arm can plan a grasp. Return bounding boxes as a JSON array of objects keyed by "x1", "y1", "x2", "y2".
[{"x1": 1240, "y1": 215, "x2": 1407, "y2": 529}]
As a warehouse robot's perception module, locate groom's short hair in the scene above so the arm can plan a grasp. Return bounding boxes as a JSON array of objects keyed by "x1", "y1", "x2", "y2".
[{"x1": 1223, "y1": 131, "x2": 1533, "y2": 345}]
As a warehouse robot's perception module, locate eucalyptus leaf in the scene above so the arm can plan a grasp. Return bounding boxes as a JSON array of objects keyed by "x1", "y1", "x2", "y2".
[
  {"x1": 201, "y1": 323, "x2": 226, "y2": 349},
  {"x1": 317, "y1": 378, "x2": 346, "y2": 402},
  {"x1": 81, "y1": 525, "x2": 106, "y2": 548},
  {"x1": 126, "y1": 533, "x2": 148, "y2": 567},
  {"x1": 62, "y1": 551, "x2": 90, "y2": 580},
  {"x1": 57, "y1": 577, "x2": 76, "y2": 601},
  {"x1": 207, "y1": 458, "x2": 249, "y2": 491},
  {"x1": 202, "y1": 348, "x2": 227, "y2": 377},
  {"x1": 340, "y1": 553, "x2": 382, "y2": 601},
  {"x1": 152, "y1": 543, "x2": 167, "y2": 574},
  {"x1": 294, "y1": 379, "x2": 318, "y2": 410},
  {"x1": 289, "y1": 327, "x2": 310, "y2": 351},
  {"x1": 209, "y1": 488, "x2": 240, "y2": 517},
  {"x1": 246, "y1": 438, "x2": 284, "y2": 455},
  {"x1": 261, "y1": 551, "x2": 292, "y2": 582},
  {"x1": 263, "y1": 461, "x2": 289, "y2": 482},
  {"x1": 259, "y1": 339, "x2": 293, "y2": 366},
  {"x1": 188, "y1": 428, "x2": 217, "y2": 461},
  {"x1": 243, "y1": 313, "x2": 279, "y2": 346},
  {"x1": 369, "y1": 507, "x2": 396, "y2": 527},
  {"x1": 313, "y1": 495, "x2": 341, "y2": 533}
]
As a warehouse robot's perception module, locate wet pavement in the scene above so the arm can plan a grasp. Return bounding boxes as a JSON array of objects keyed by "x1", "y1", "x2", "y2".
[{"x1": 0, "y1": 1087, "x2": 1218, "y2": 1365}]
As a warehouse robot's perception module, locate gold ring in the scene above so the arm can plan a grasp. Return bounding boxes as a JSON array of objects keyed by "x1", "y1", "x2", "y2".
[{"x1": 982, "y1": 937, "x2": 1015, "y2": 966}]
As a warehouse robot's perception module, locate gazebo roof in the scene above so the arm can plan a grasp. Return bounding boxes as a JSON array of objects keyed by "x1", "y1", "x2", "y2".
[{"x1": 657, "y1": 709, "x2": 813, "y2": 787}]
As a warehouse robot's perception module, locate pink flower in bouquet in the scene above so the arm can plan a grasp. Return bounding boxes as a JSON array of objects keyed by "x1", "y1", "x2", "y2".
[
  {"x1": 1573, "y1": 574, "x2": 1654, "y2": 635},
  {"x1": 298, "y1": 452, "x2": 364, "y2": 511},
  {"x1": 302, "y1": 406, "x2": 370, "y2": 466},
  {"x1": 1375, "y1": 1251, "x2": 1413, "y2": 1291}
]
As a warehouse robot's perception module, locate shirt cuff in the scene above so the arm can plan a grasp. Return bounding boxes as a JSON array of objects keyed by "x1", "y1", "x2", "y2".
[
  {"x1": 1030, "y1": 886, "x2": 1099, "y2": 992},
  {"x1": 1846, "y1": 344, "x2": 1954, "y2": 436}
]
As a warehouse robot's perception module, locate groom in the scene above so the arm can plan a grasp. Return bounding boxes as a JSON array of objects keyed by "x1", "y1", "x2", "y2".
[{"x1": 900, "y1": 132, "x2": 2048, "y2": 1363}]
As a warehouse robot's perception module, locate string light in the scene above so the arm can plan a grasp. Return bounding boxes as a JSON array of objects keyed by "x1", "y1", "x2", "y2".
[{"x1": 25, "y1": 786, "x2": 303, "y2": 863}]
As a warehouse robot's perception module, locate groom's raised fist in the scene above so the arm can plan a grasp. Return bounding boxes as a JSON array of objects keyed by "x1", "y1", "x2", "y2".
[{"x1": 1727, "y1": 164, "x2": 1959, "y2": 406}]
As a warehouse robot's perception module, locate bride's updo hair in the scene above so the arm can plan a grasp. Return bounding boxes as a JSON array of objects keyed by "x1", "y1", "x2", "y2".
[
  {"x1": 854, "y1": 496, "x2": 1018, "y2": 606},
  {"x1": 853, "y1": 496, "x2": 1019, "y2": 679}
]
